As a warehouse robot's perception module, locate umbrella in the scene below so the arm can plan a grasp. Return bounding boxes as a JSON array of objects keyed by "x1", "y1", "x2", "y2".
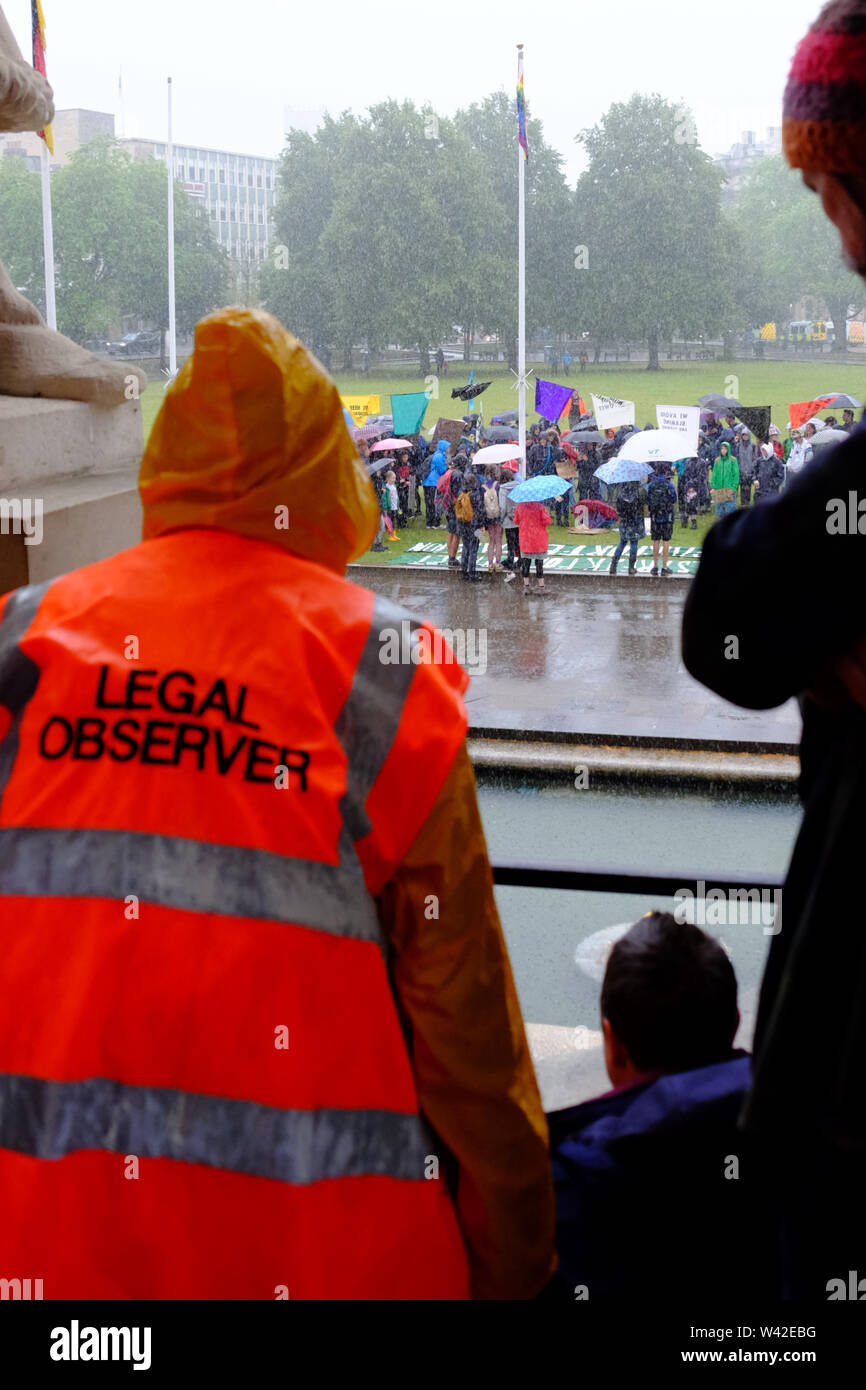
[
  {"x1": 358, "y1": 421, "x2": 386, "y2": 440},
  {"x1": 565, "y1": 429, "x2": 603, "y2": 444},
  {"x1": 483, "y1": 425, "x2": 519, "y2": 443},
  {"x1": 615, "y1": 429, "x2": 686, "y2": 464},
  {"x1": 825, "y1": 393, "x2": 862, "y2": 409},
  {"x1": 698, "y1": 392, "x2": 742, "y2": 411},
  {"x1": 370, "y1": 437, "x2": 412, "y2": 452},
  {"x1": 472, "y1": 443, "x2": 523, "y2": 467},
  {"x1": 810, "y1": 427, "x2": 850, "y2": 454},
  {"x1": 509, "y1": 475, "x2": 570, "y2": 502},
  {"x1": 594, "y1": 458, "x2": 653, "y2": 485},
  {"x1": 497, "y1": 410, "x2": 520, "y2": 423},
  {"x1": 451, "y1": 381, "x2": 491, "y2": 401},
  {"x1": 366, "y1": 457, "x2": 394, "y2": 475},
  {"x1": 461, "y1": 412, "x2": 481, "y2": 423}
]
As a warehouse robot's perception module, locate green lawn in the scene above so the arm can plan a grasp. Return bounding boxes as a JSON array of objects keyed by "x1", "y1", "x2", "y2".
[
  {"x1": 141, "y1": 356, "x2": 863, "y2": 443},
  {"x1": 356, "y1": 510, "x2": 718, "y2": 564}
]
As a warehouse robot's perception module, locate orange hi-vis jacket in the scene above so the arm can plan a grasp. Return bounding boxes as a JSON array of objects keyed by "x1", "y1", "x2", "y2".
[{"x1": 0, "y1": 528, "x2": 474, "y2": 1299}]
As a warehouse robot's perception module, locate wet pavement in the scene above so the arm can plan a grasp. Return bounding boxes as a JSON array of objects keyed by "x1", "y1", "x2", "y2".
[{"x1": 353, "y1": 568, "x2": 801, "y2": 748}]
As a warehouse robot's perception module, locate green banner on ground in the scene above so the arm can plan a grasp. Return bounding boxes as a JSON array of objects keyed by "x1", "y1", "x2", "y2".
[{"x1": 388, "y1": 542, "x2": 701, "y2": 575}]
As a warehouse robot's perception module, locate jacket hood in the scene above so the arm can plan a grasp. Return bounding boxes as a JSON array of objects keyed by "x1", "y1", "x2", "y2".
[{"x1": 139, "y1": 307, "x2": 379, "y2": 574}]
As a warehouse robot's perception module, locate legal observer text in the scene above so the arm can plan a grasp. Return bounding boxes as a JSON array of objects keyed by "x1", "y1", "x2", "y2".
[{"x1": 35, "y1": 665, "x2": 311, "y2": 787}]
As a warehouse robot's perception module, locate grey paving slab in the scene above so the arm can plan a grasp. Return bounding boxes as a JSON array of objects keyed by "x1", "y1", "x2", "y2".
[{"x1": 352, "y1": 568, "x2": 802, "y2": 749}]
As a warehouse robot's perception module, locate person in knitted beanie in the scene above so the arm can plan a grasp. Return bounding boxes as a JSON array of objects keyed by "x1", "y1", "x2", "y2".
[
  {"x1": 783, "y1": 0, "x2": 866, "y2": 276},
  {"x1": 683, "y1": 0, "x2": 866, "y2": 1301}
]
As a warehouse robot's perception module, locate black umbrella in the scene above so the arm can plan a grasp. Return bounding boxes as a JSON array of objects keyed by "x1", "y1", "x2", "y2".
[
  {"x1": 698, "y1": 392, "x2": 742, "y2": 411},
  {"x1": 565, "y1": 429, "x2": 604, "y2": 444},
  {"x1": 461, "y1": 412, "x2": 481, "y2": 423},
  {"x1": 451, "y1": 381, "x2": 491, "y2": 401},
  {"x1": 483, "y1": 425, "x2": 519, "y2": 443},
  {"x1": 497, "y1": 410, "x2": 520, "y2": 423},
  {"x1": 825, "y1": 392, "x2": 862, "y2": 409}
]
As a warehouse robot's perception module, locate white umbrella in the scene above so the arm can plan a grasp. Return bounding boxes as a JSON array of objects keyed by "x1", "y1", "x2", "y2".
[
  {"x1": 370, "y1": 437, "x2": 412, "y2": 452},
  {"x1": 615, "y1": 429, "x2": 688, "y2": 464},
  {"x1": 810, "y1": 427, "x2": 850, "y2": 454},
  {"x1": 472, "y1": 443, "x2": 522, "y2": 467}
]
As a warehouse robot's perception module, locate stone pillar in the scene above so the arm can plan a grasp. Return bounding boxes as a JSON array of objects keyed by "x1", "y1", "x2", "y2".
[{"x1": 0, "y1": 395, "x2": 144, "y2": 595}]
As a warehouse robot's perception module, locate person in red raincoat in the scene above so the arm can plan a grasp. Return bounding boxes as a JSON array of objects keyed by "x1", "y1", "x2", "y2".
[{"x1": 514, "y1": 500, "x2": 552, "y2": 593}]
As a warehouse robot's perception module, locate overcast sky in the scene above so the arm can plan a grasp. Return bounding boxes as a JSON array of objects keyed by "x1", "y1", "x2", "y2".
[{"x1": 7, "y1": 0, "x2": 818, "y2": 180}]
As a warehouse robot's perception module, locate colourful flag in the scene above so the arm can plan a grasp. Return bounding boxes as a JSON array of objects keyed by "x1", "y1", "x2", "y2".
[
  {"x1": 31, "y1": 1, "x2": 53, "y2": 153},
  {"x1": 534, "y1": 378, "x2": 572, "y2": 421},
  {"x1": 736, "y1": 406, "x2": 772, "y2": 443},
  {"x1": 517, "y1": 49, "x2": 528, "y2": 162},
  {"x1": 789, "y1": 396, "x2": 834, "y2": 429},
  {"x1": 391, "y1": 391, "x2": 429, "y2": 436}
]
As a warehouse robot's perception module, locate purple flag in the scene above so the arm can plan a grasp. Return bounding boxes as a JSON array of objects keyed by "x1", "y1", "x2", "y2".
[{"x1": 535, "y1": 377, "x2": 573, "y2": 422}]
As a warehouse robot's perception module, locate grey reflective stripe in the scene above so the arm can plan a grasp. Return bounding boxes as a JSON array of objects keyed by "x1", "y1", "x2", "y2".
[
  {"x1": 0, "y1": 825, "x2": 383, "y2": 942},
  {"x1": 335, "y1": 593, "x2": 422, "y2": 844},
  {"x1": 0, "y1": 582, "x2": 50, "y2": 807},
  {"x1": 0, "y1": 1073, "x2": 433, "y2": 1184}
]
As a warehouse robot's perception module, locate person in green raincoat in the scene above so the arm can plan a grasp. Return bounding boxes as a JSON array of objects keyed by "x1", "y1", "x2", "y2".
[{"x1": 710, "y1": 441, "x2": 740, "y2": 517}]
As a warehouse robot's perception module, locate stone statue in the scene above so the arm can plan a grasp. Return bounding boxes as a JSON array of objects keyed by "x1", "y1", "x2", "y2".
[{"x1": 0, "y1": 4, "x2": 146, "y2": 404}]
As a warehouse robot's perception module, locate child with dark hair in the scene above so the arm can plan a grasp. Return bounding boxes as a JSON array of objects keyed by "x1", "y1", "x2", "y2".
[{"x1": 548, "y1": 913, "x2": 775, "y2": 1300}]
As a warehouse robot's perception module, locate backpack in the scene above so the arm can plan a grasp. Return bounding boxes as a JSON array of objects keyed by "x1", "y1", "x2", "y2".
[
  {"x1": 483, "y1": 483, "x2": 501, "y2": 520},
  {"x1": 455, "y1": 490, "x2": 474, "y2": 523}
]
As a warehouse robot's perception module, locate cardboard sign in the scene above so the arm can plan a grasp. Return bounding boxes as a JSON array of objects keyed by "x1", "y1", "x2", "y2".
[
  {"x1": 592, "y1": 394, "x2": 635, "y2": 429},
  {"x1": 655, "y1": 404, "x2": 700, "y2": 457}
]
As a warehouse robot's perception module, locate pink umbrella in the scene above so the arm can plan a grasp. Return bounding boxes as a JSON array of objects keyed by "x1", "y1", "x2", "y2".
[{"x1": 370, "y1": 437, "x2": 412, "y2": 452}]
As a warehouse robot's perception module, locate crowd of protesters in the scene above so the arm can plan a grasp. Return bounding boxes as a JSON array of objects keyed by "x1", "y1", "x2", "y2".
[{"x1": 355, "y1": 396, "x2": 856, "y2": 585}]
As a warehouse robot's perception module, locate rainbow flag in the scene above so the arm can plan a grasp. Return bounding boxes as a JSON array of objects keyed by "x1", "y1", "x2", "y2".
[
  {"x1": 31, "y1": 0, "x2": 53, "y2": 153},
  {"x1": 517, "y1": 50, "x2": 528, "y2": 162}
]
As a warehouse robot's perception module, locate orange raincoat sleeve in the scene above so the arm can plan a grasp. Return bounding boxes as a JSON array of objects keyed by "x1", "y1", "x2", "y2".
[{"x1": 377, "y1": 742, "x2": 556, "y2": 1299}]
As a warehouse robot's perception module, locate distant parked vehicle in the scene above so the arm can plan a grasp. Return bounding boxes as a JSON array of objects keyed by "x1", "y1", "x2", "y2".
[
  {"x1": 107, "y1": 331, "x2": 162, "y2": 358},
  {"x1": 82, "y1": 337, "x2": 110, "y2": 355}
]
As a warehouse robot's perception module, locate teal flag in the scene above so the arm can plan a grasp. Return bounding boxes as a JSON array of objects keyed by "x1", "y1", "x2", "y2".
[{"x1": 391, "y1": 391, "x2": 429, "y2": 437}]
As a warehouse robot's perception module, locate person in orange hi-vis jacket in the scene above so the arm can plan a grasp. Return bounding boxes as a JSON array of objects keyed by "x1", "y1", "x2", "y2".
[{"x1": 0, "y1": 307, "x2": 554, "y2": 1300}]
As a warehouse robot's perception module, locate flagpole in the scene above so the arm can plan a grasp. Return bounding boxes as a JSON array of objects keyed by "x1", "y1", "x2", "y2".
[
  {"x1": 517, "y1": 44, "x2": 526, "y2": 477},
  {"x1": 40, "y1": 141, "x2": 56, "y2": 329},
  {"x1": 166, "y1": 76, "x2": 178, "y2": 376}
]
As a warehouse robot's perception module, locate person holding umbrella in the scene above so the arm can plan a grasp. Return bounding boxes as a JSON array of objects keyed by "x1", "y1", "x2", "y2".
[
  {"x1": 506, "y1": 474, "x2": 570, "y2": 592},
  {"x1": 514, "y1": 497, "x2": 553, "y2": 592}
]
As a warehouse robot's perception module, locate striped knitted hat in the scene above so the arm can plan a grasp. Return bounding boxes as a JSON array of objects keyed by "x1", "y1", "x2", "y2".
[{"x1": 783, "y1": 1, "x2": 866, "y2": 173}]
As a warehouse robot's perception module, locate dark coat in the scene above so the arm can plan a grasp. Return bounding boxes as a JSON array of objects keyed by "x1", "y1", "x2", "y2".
[
  {"x1": 756, "y1": 450, "x2": 784, "y2": 495},
  {"x1": 549, "y1": 1055, "x2": 776, "y2": 1298},
  {"x1": 682, "y1": 425, "x2": 866, "y2": 1151},
  {"x1": 527, "y1": 443, "x2": 557, "y2": 478}
]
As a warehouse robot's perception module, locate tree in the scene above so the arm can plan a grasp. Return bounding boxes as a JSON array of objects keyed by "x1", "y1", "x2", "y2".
[
  {"x1": 453, "y1": 92, "x2": 573, "y2": 354},
  {"x1": 574, "y1": 95, "x2": 741, "y2": 369},
  {"x1": 731, "y1": 155, "x2": 862, "y2": 345},
  {"x1": 0, "y1": 134, "x2": 229, "y2": 343}
]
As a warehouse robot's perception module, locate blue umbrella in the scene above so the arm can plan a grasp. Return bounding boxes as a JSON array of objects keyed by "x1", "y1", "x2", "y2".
[
  {"x1": 594, "y1": 458, "x2": 653, "y2": 485},
  {"x1": 509, "y1": 475, "x2": 570, "y2": 502}
]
